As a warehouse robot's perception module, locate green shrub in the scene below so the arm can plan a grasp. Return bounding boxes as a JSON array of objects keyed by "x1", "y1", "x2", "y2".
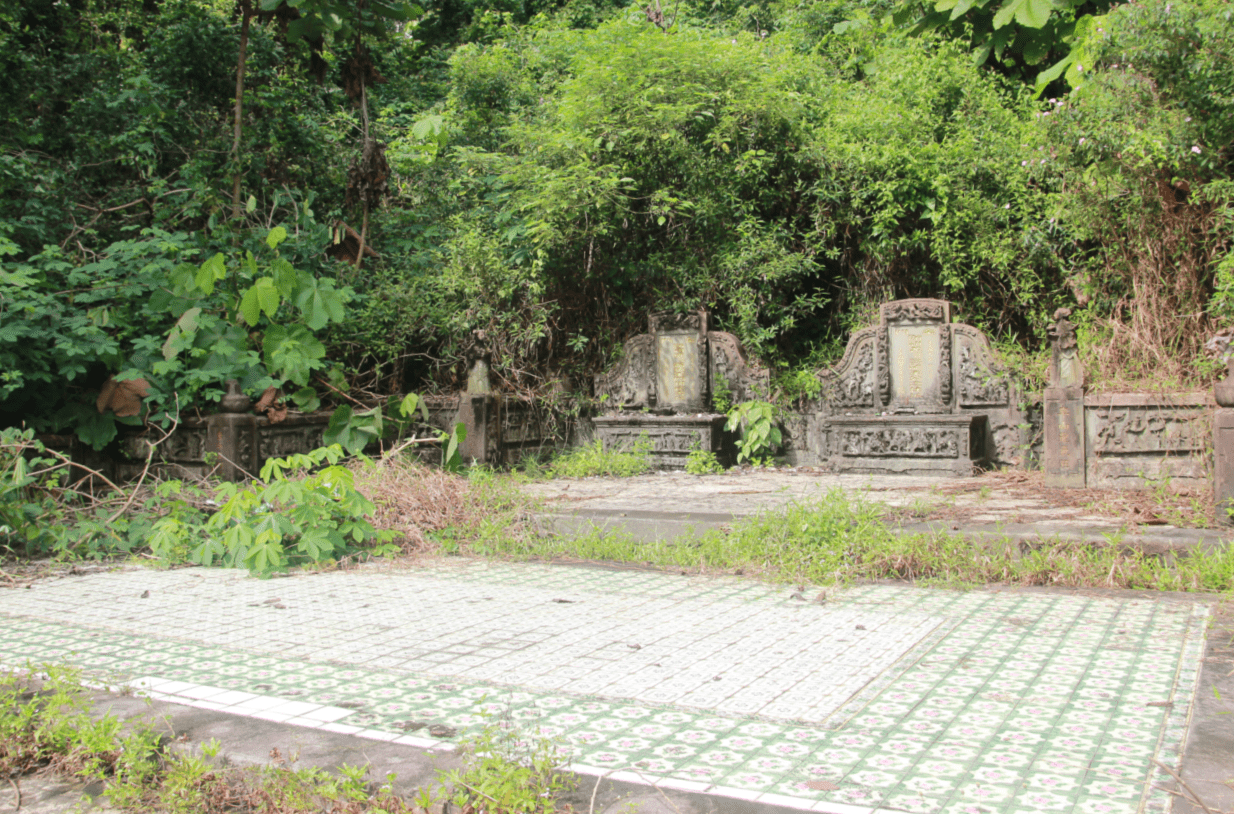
[
  {"x1": 442, "y1": 712, "x2": 574, "y2": 814},
  {"x1": 186, "y1": 445, "x2": 400, "y2": 575},
  {"x1": 546, "y1": 439, "x2": 651, "y2": 478},
  {"x1": 685, "y1": 449, "x2": 725, "y2": 475},
  {"x1": 725, "y1": 401, "x2": 782, "y2": 465}
]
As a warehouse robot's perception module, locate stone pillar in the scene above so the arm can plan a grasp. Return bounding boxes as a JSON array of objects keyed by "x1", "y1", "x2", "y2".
[
  {"x1": 1043, "y1": 308, "x2": 1086, "y2": 487},
  {"x1": 205, "y1": 380, "x2": 258, "y2": 481},
  {"x1": 1214, "y1": 358, "x2": 1234, "y2": 524}
]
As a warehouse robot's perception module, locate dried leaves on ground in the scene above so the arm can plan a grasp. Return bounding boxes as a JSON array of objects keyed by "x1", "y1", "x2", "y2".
[{"x1": 349, "y1": 456, "x2": 534, "y2": 553}]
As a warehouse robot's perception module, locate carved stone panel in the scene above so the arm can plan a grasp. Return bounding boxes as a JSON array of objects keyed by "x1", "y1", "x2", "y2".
[
  {"x1": 1084, "y1": 393, "x2": 1210, "y2": 489},
  {"x1": 881, "y1": 299, "x2": 949, "y2": 323},
  {"x1": 827, "y1": 414, "x2": 983, "y2": 476},
  {"x1": 657, "y1": 333, "x2": 702, "y2": 410},
  {"x1": 954, "y1": 326, "x2": 1011, "y2": 407},
  {"x1": 1215, "y1": 409, "x2": 1234, "y2": 525},
  {"x1": 259, "y1": 418, "x2": 328, "y2": 462},
  {"x1": 595, "y1": 335, "x2": 655, "y2": 410},
  {"x1": 817, "y1": 328, "x2": 877, "y2": 412},
  {"x1": 708, "y1": 331, "x2": 769, "y2": 405},
  {"x1": 839, "y1": 426, "x2": 959, "y2": 458},
  {"x1": 877, "y1": 325, "x2": 891, "y2": 407},
  {"x1": 594, "y1": 414, "x2": 732, "y2": 469}
]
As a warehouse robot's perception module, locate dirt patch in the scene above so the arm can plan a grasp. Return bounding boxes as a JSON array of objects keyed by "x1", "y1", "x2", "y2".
[{"x1": 897, "y1": 469, "x2": 1217, "y2": 530}]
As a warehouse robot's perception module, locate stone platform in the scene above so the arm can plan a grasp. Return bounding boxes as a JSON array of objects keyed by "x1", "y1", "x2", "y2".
[
  {"x1": 1, "y1": 560, "x2": 1228, "y2": 813},
  {"x1": 525, "y1": 469, "x2": 1234, "y2": 553}
]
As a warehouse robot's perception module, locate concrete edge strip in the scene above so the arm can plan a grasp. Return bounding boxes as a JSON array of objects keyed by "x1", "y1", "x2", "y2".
[{"x1": 567, "y1": 763, "x2": 880, "y2": 814}]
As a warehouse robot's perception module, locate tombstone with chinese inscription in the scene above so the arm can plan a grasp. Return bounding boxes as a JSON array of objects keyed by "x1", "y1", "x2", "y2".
[
  {"x1": 593, "y1": 312, "x2": 768, "y2": 468},
  {"x1": 813, "y1": 298, "x2": 1019, "y2": 476}
]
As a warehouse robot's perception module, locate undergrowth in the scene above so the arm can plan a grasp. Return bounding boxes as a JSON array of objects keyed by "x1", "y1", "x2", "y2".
[
  {"x1": 539, "y1": 439, "x2": 652, "y2": 479},
  {"x1": 472, "y1": 487, "x2": 1234, "y2": 593},
  {"x1": 1, "y1": 667, "x2": 569, "y2": 814}
]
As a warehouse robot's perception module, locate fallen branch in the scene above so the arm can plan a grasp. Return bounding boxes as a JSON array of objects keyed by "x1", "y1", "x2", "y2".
[
  {"x1": 1153, "y1": 759, "x2": 1218, "y2": 814},
  {"x1": 588, "y1": 765, "x2": 682, "y2": 814},
  {"x1": 8, "y1": 776, "x2": 20, "y2": 811}
]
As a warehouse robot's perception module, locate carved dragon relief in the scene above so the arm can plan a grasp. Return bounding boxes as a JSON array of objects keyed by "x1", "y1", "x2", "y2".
[
  {"x1": 816, "y1": 328, "x2": 877, "y2": 411},
  {"x1": 594, "y1": 334, "x2": 655, "y2": 411},
  {"x1": 839, "y1": 427, "x2": 960, "y2": 458},
  {"x1": 877, "y1": 325, "x2": 891, "y2": 407},
  {"x1": 1091, "y1": 407, "x2": 1207, "y2": 453},
  {"x1": 707, "y1": 331, "x2": 769, "y2": 404},
  {"x1": 939, "y1": 325, "x2": 953, "y2": 406},
  {"x1": 881, "y1": 299, "x2": 947, "y2": 323},
  {"x1": 953, "y1": 325, "x2": 1010, "y2": 407}
]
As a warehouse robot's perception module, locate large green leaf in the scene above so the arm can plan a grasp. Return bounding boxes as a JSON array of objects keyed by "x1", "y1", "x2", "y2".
[
  {"x1": 296, "y1": 280, "x2": 346, "y2": 330},
  {"x1": 162, "y1": 307, "x2": 202, "y2": 361},
  {"x1": 263, "y1": 325, "x2": 326, "y2": 386},
  {"x1": 239, "y1": 277, "x2": 281, "y2": 326},
  {"x1": 1015, "y1": 0, "x2": 1052, "y2": 28},
  {"x1": 266, "y1": 226, "x2": 288, "y2": 250},
  {"x1": 195, "y1": 253, "x2": 226, "y2": 295}
]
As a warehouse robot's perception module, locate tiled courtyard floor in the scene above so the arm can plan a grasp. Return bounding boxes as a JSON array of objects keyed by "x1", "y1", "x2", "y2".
[{"x1": 0, "y1": 559, "x2": 1210, "y2": 813}]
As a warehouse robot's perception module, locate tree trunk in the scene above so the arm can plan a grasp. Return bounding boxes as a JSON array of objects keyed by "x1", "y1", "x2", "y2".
[
  {"x1": 354, "y1": 77, "x2": 370, "y2": 271},
  {"x1": 231, "y1": 0, "x2": 253, "y2": 220}
]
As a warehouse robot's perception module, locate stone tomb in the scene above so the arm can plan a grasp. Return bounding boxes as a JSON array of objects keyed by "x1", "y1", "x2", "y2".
[
  {"x1": 814, "y1": 299, "x2": 1012, "y2": 476},
  {"x1": 592, "y1": 312, "x2": 768, "y2": 468}
]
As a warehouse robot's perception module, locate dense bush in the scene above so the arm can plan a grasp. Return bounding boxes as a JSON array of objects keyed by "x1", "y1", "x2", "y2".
[{"x1": 2, "y1": 0, "x2": 1232, "y2": 435}]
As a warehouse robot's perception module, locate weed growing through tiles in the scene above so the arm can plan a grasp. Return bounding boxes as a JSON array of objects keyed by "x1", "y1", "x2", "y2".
[
  {"x1": 0, "y1": 666, "x2": 163, "y2": 791},
  {"x1": 441, "y1": 708, "x2": 575, "y2": 814}
]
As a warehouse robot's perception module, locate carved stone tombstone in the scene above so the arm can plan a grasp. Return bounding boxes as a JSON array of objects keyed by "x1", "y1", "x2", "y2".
[
  {"x1": 1043, "y1": 308, "x2": 1086, "y2": 487},
  {"x1": 880, "y1": 299, "x2": 952, "y2": 413},
  {"x1": 650, "y1": 312, "x2": 708, "y2": 411},
  {"x1": 593, "y1": 311, "x2": 768, "y2": 468},
  {"x1": 812, "y1": 298, "x2": 1018, "y2": 475}
]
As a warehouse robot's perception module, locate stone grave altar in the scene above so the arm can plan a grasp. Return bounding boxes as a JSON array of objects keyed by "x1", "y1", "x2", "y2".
[
  {"x1": 593, "y1": 311, "x2": 768, "y2": 468},
  {"x1": 808, "y1": 298, "x2": 1020, "y2": 476}
]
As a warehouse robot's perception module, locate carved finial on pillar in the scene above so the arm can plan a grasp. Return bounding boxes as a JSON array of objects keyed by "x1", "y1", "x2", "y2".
[
  {"x1": 1047, "y1": 307, "x2": 1084, "y2": 389},
  {"x1": 219, "y1": 379, "x2": 251, "y2": 413},
  {"x1": 208, "y1": 380, "x2": 257, "y2": 482}
]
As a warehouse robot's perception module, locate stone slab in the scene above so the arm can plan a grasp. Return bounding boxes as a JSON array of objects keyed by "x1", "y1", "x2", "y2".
[{"x1": 524, "y1": 470, "x2": 1234, "y2": 555}]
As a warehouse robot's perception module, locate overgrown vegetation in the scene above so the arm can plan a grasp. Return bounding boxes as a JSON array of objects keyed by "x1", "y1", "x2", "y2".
[
  {"x1": 541, "y1": 438, "x2": 652, "y2": 478},
  {"x1": 1, "y1": 427, "x2": 537, "y2": 572},
  {"x1": 0, "y1": 667, "x2": 570, "y2": 813},
  {"x1": 2, "y1": 0, "x2": 1231, "y2": 449}
]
